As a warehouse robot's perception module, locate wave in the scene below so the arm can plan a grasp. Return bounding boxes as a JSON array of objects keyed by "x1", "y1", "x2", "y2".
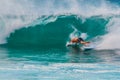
[
  {"x1": 0, "y1": 0, "x2": 120, "y2": 49},
  {"x1": 3, "y1": 15, "x2": 109, "y2": 48}
]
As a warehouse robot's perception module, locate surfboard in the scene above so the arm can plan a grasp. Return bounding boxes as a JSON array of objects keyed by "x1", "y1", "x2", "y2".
[
  {"x1": 66, "y1": 42, "x2": 94, "y2": 51},
  {"x1": 81, "y1": 45, "x2": 94, "y2": 51},
  {"x1": 66, "y1": 42, "x2": 80, "y2": 47}
]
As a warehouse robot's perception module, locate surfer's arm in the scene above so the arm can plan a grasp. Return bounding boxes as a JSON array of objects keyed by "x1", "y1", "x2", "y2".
[{"x1": 80, "y1": 41, "x2": 90, "y2": 45}]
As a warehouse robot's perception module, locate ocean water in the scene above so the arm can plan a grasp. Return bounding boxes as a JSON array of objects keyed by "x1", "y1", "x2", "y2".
[{"x1": 0, "y1": 0, "x2": 120, "y2": 80}]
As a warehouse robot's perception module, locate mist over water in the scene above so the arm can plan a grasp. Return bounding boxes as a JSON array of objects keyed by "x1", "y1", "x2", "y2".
[{"x1": 97, "y1": 17, "x2": 120, "y2": 49}]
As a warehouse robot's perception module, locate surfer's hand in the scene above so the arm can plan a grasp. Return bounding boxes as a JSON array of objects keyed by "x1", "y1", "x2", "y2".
[
  {"x1": 84, "y1": 42, "x2": 90, "y2": 45},
  {"x1": 87, "y1": 42, "x2": 90, "y2": 43}
]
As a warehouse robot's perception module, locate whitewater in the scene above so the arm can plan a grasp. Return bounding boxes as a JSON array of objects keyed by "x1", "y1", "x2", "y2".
[{"x1": 0, "y1": 0, "x2": 120, "y2": 80}]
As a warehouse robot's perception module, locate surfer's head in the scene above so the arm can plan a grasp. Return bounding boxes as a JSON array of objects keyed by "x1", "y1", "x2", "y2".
[{"x1": 78, "y1": 37, "x2": 84, "y2": 42}]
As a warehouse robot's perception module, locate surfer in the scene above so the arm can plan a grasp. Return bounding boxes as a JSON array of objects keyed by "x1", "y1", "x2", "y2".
[{"x1": 70, "y1": 37, "x2": 90, "y2": 45}]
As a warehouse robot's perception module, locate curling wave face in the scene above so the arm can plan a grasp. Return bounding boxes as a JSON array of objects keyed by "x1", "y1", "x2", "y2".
[{"x1": 4, "y1": 15, "x2": 109, "y2": 48}]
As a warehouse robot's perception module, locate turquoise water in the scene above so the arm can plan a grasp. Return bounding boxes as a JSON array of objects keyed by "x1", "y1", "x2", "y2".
[
  {"x1": 0, "y1": 0, "x2": 120, "y2": 80},
  {"x1": 0, "y1": 48, "x2": 120, "y2": 80}
]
